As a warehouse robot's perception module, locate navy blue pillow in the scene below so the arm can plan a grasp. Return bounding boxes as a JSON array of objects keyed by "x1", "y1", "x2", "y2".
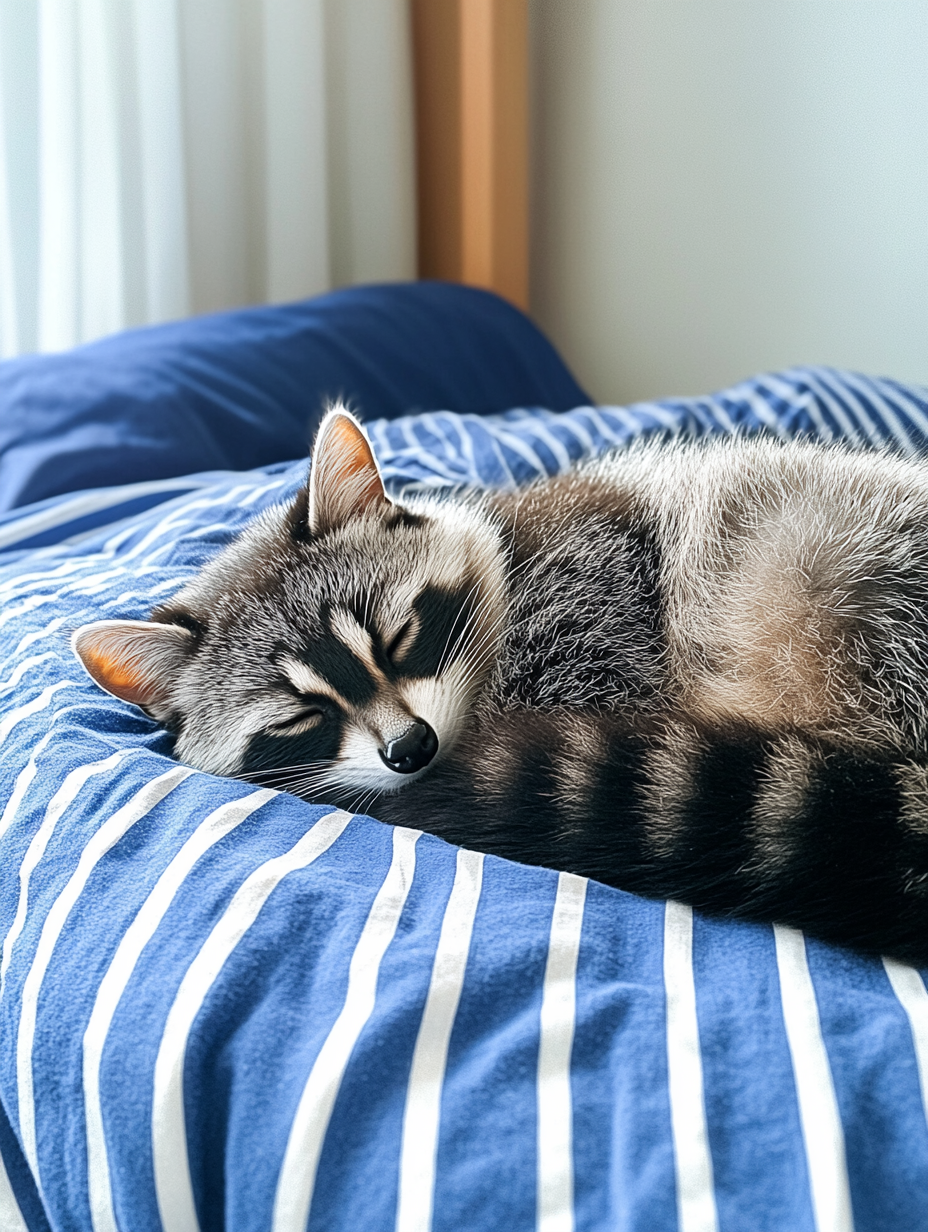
[{"x1": 0, "y1": 282, "x2": 589, "y2": 513}]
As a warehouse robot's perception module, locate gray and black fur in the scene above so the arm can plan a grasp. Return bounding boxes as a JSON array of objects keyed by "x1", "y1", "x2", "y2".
[{"x1": 73, "y1": 408, "x2": 928, "y2": 963}]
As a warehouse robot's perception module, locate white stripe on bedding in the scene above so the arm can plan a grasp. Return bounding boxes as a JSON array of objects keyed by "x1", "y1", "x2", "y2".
[
  {"x1": 486, "y1": 431, "x2": 517, "y2": 487},
  {"x1": 774, "y1": 925, "x2": 853, "y2": 1232},
  {"x1": 0, "y1": 680, "x2": 73, "y2": 749},
  {"x1": 0, "y1": 472, "x2": 286, "y2": 571},
  {"x1": 634, "y1": 401, "x2": 690, "y2": 433},
  {"x1": 515, "y1": 421, "x2": 571, "y2": 473},
  {"x1": 84, "y1": 788, "x2": 280, "y2": 1232},
  {"x1": 273, "y1": 826, "x2": 420, "y2": 1232},
  {"x1": 0, "y1": 557, "x2": 93, "y2": 601},
  {"x1": 1, "y1": 749, "x2": 127, "y2": 992},
  {"x1": 0, "y1": 1150, "x2": 27, "y2": 1232},
  {"x1": 16, "y1": 768, "x2": 192, "y2": 1184},
  {"x1": 0, "y1": 653, "x2": 57, "y2": 696},
  {"x1": 883, "y1": 959, "x2": 928, "y2": 1128},
  {"x1": 555, "y1": 412, "x2": 595, "y2": 454},
  {"x1": 238, "y1": 477, "x2": 289, "y2": 507},
  {"x1": 764, "y1": 374, "x2": 836, "y2": 442},
  {"x1": 13, "y1": 479, "x2": 286, "y2": 597},
  {"x1": 740, "y1": 388, "x2": 791, "y2": 437},
  {"x1": 0, "y1": 704, "x2": 89, "y2": 845},
  {"x1": 811, "y1": 374, "x2": 879, "y2": 446},
  {"x1": 693, "y1": 398, "x2": 735, "y2": 435},
  {"x1": 0, "y1": 595, "x2": 59, "y2": 627},
  {"x1": 796, "y1": 373, "x2": 864, "y2": 446},
  {"x1": 0, "y1": 731, "x2": 55, "y2": 846},
  {"x1": 537, "y1": 871, "x2": 587, "y2": 1232},
  {"x1": 663, "y1": 900, "x2": 718, "y2": 1232},
  {"x1": 835, "y1": 372, "x2": 918, "y2": 454},
  {"x1": 875, "y1": 379, "x2": 928, "y2": 441},
  {"x1": 581, "y1": 408, "x2": 625, "y2": 447},
  {"x1": 396, "y1": 848, "x2": 484, "y2": 1232},
  {"x1": 492, "y1": 427, "x2": 551, "y2": 479},
  {"x1": 453, "y1": 419, "x2": 481, "y2": 484},
  {"x1": 0, "y1": 476, "x2": 221, "y2": 552},
  {"x1": 9, "y1": 616, "x2": 67, "y2": 659},
  {"x1": 153, "y1": 807, "x2": 353, "y2": 1232}
]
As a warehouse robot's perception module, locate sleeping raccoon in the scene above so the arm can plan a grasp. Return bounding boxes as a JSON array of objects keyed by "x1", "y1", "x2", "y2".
[{"x1": 73, "y1": 407, "x2": 928, "y2": 963}]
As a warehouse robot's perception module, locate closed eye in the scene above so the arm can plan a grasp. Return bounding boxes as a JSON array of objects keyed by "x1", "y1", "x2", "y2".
[
  {"x1": 385, "y1": 618, "x2": 415, "y2": 664},
  {"x1": 270, "y1": 706, "x2": 325, "y2": 733}
]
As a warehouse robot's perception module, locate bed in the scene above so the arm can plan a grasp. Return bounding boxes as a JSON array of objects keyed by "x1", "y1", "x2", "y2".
[{"x1": 0, "y1": 281, "x2": 926, "y2": 1232}]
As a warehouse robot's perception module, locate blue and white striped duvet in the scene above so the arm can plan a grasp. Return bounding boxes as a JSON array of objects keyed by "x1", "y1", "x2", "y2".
[{"x1": 2, "y1": 367, "x2": 928, "y2": 1231}]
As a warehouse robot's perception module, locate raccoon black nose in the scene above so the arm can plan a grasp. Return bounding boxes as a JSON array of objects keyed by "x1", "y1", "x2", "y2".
[{"x1": 380, "y1": 720, "x2": 438, "y2": 774}]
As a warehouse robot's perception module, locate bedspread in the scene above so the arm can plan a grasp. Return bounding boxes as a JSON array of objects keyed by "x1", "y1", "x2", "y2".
[{"x1": 0, "y1": 368, "x2": 927, "y2": 1230}]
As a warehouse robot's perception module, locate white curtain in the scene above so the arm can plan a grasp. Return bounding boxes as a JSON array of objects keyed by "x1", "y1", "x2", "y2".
[{"x1": 0, "y1": 0, "x2": 417, "y2": 358}]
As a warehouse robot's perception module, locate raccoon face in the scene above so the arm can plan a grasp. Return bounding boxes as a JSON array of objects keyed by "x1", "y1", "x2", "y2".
[{"x1": 72, "y1": 408, "x2": 509, "y2": 810}]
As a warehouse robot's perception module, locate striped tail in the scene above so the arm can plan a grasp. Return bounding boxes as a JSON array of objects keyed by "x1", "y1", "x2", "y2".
[{"x1": 373, "y1": 710, "x2": 928, "y2": 965}]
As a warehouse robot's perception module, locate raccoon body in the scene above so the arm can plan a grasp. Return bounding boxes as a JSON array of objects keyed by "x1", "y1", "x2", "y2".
[{"x1": 73, "y1": 409, "x2": 928, "y2": 963}]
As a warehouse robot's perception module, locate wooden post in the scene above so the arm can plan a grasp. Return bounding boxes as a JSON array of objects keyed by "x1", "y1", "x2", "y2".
[{"x1": 411, "y1": 0, "x2": 528, "y2": 311}]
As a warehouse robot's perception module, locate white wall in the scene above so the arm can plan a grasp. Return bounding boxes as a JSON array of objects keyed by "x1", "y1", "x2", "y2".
[{"x1": 530, "y1": 2, "x2": 928, "y2": 404}]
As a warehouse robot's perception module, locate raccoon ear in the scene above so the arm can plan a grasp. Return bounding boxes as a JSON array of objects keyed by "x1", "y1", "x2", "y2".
[
  {"x1": 71, "y1": 620, "x2": 194, "y2": 713},
  {"x1": 304, "y1": 406, "x2": 390, "y2": 537}
]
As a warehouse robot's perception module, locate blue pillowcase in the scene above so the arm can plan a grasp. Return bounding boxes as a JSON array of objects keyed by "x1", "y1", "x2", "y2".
[{"x1": 0, "y1": 282, "x2": 589, "y2": 513}]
